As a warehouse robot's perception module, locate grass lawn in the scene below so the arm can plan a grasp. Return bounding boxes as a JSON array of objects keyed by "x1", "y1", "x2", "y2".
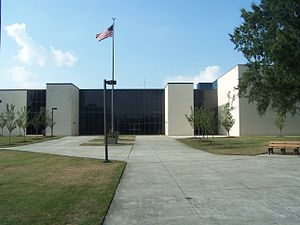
[
  {"x1": 0, "y1": 150, "x2": 126, "y2": 225},
  {"x1": 178, "y1": 136, "x2": 300, "y2": 155},
  {"x1": 0, "y1": 136, "x2": 61, "y2": 148},
  {"x1": 80, "y1": 135, "x2": 135, "y2": 146}
]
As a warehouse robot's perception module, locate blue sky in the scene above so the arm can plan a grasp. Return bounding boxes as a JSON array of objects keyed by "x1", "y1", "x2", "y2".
[{"x1": 0, "y1": 0, "x2": 258, "y2": 89}]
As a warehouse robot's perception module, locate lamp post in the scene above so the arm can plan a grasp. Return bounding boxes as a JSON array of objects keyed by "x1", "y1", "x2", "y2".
[
  {"x1": 51, "y1": 107, "x2": 57, "y2": 137},
  {"x1": 103, "y1": 79, "x2": 117, "y2": 163}
]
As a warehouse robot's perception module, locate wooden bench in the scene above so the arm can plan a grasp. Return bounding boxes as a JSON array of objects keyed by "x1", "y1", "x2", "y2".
[{"x1": 268, "y1": 141, "x2": 300, "y2": 155}]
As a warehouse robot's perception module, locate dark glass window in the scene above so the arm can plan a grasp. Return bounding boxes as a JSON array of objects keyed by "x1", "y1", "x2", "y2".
[
  {"x1": 197, "y1": 83, "x2": 213, "y2": 90},
  {"x1": 26, "y1": 90, "x2": 46, "y2": 134},
  {"x1": 194, "y1": 89, "x2": 204, "y2": 109},
  {"x1": 79, "y1": 89, "x2": 165, "y2": 135}
]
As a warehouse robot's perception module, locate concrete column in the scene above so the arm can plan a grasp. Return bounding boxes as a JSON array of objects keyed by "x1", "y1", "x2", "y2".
[
  {"x1": 46, "y1": 83, "x2": 79, "y2": 136},
  {"x1": 165, "y1": 83, "x2": 194, "y2": 136}
]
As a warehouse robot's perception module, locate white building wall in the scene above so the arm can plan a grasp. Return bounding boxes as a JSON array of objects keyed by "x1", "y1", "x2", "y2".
[
  {"x1": 217, "y1": 66, "x2": 240, "y2": 136},
  {"x1": 165, "y1": 83, "x2": 194, "y2": 136},
  {"x1": 0, "y1": 90, "x2": 27, "y2": 136},
  {"x1": 46, "y1": 84, "x2": 79, "y2": 136}
]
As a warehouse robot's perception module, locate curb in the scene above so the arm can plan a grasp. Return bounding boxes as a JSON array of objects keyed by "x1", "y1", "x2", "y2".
[{"x1": 100, "y1": 161, "x2": 127, "y2": 225}]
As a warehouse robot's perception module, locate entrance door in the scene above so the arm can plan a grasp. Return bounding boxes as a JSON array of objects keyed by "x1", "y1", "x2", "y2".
[{"x1": 129, "y1": 123, "x2": 140, "y2": 135}]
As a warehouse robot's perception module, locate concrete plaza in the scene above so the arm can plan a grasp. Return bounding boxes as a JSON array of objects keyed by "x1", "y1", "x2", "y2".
[
  {"x1": 4, "y1": 136, "x2": 132, "y2": 161},
  {"x1": 104, "y1": 136, "x2": 300, "y2": 225},
  {"x1": 3, "y1": 135, "x2": 300, "y2": 224}
]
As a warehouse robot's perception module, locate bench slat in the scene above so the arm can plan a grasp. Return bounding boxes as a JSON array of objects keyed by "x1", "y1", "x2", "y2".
[
  {"x1": 269, "y1": 141, "x2": 300, "y2": 148},
  {"x1": 269, "y1": 144, "x2": 299, "y2": 148}
]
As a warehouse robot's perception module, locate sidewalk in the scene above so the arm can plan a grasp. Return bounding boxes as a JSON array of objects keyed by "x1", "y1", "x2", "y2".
[
  {"x1": 3, "y1": 136, "x2": 132, "y2": 161},
  {"x1": 103, "y1": 136, "x2": 300, "y2": 225}
]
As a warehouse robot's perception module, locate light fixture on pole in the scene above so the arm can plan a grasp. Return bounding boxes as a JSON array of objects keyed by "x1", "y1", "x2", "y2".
[
  {"x1": 51, "y1": 107, "x2": 58, "y2": 137},
  {"x1": 103, "y1": 79, "x2": 117, "y2": 163}
]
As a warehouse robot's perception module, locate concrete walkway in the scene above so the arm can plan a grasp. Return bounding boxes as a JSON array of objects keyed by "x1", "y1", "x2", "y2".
[
  {"x1": 2, "y1": 136, "x2": 132, "y2": 161},
  {"x1": 103, "y1": 136, "x2": 300, "y2": 225}
]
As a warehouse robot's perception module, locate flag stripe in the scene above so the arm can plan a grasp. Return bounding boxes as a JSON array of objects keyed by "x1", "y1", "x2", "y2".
[{"x1": 96, "y1": 25, "x2": 113, "y2": 42}]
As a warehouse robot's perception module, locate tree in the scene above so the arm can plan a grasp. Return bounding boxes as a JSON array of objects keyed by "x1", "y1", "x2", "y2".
[
  {"x1": 221, "y1": 92, "x2": 236, "y2": 137},
  {"x1": 185, "y1": 107, "x2": 199, "y2": 137},
  {"x1": 16, "y1": 106, "x2": 29, "y2": 140},
  {"x1": 29, "y1": 108, "x2": 51, "y2": 136},
  {"x1": 49, "y1": 118, "x2": 56, "y2": 137},
  {"x1": 275, "y1": 112, "x2": 286, "y2": 137},
  {"x1": 30, "y1": 113, "x2": 40, "y2": 135},
  {"x1": 4, "y1": 104, "x2": 17, "y2": 144},
  {"x1": 195, "y1": 107, "x2": 206, "y2": 138},
  {"x1": 205, "y1": 110, "x2": 217, "y2": 138},
  {"x1": 230, "y1": 0, "x2": 300, "y2": 117},
  {"x1": 37, "y1": 107, "x2": 52, "y2": 136},
  {"x1": 16, "y1": 115, "x2": 23, "y2": 136},
  {"x1": 186, "y1": 107, "x2": 209, "y2": 137},
  {"x1": 185, "y1": 107, "x2": 217, "y2": 138},
  {"x1": 0, "y1": 112, "x2": 7, "y2": 136}
]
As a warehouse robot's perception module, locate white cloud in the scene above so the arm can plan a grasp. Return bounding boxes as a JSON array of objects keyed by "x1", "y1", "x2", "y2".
[
  {"x1": 5, "y1": 23, "x2": 47, "y2": 66},
  {"x1": 7, "y1": 66, "x2": 33, "y2": 83},
  {"x1": 5, "y1": 23, "x2": 77, "y2": 67},
  {"x1": 4, "y1": 66, "x2": 44, "y2": 89},
  {"x1": 164, "y1": 65, "x2": 221, "y2": 87},
  {"x1": 50, "y1": 47, "x2": 77, "y2": 66}
]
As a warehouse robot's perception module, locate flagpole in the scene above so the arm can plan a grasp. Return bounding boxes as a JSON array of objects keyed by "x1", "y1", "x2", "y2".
[
  {"x1": 0, "y1": 0, "x2": 2, "y2": 50},
  {"x1": 111, "y1": 17, "x2": 115, "y2": 133}
]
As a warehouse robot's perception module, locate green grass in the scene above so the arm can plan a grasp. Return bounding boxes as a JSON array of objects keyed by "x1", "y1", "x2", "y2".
[
  {"x1": 0, "y1": 136, "x2": 62, "y2": 148},
  {"x1": 178, "y1": 136, "x2": 300, "y2": 155},
  {"x1": 80, "y1": 135, "x2": 135, "y2": 146},
  {"x1": 0, "y1": 150, "x2": 126, "y2": 225}
]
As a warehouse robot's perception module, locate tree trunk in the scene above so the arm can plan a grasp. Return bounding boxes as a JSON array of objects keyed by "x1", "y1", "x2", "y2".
[
  {"x1": 227, "y1": 131, "x2": 230, "y2": 149},
  {"x1": 9, "y1": 133, "x2": 11, "y2": 145},
  {"x1": 279, "y1": 129, "x2": 282, "y2": 137},
  {"x1": 23, "y1": 128, "x2": 26, "y2": 141}
]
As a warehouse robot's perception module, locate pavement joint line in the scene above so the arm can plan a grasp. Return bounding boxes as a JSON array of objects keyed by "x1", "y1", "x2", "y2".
[
  {"x1": 149, "y1": 141, "x2": 200, "y2": 216},
  {"x1": 185, "y1": 185, "x2": 300, "y2": 192},
  {"x1": 129, "y1": 161, "x2": 167, "y2": 164},
  {"x1": 126, "y1": 144, "x2": 134, "y2": 161}
]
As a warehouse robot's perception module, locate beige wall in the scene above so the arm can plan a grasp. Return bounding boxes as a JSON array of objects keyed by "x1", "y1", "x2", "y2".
[
  {"x1": 217, "y1": 66, "x2": 240, "y2": 136},
  {"x1": 238, "y1": 65, "x2": 300, "y2": 135},
  {"x1": 46, "y1": 84, "x2": 79, "y2": 136},
  {"x1": 240, "y1": 98, "x2": 300, "y2": 135},
  {"x1": 0, "y1": 90, "x2": 27, "y2": 136},
  {"x1": 165, "y1": 83, "x2": 194, "y2": 136}
]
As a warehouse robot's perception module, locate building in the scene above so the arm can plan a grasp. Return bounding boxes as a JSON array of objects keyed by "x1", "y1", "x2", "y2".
[
  {"x1": 217, "y1": 65, "x2": 300, "y2": 136},
  {"x1": 0, "y1": 65, "x2": 299, "y2": 136}
]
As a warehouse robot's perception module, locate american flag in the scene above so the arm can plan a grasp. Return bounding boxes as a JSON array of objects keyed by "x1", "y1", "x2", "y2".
[{"x1": 96, "y1": 25, "x2": 113, "y2": 42}]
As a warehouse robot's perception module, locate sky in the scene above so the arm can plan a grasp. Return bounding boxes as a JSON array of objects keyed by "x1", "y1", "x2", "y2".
[{"x1": 0, "y1": 0, "x2": 258, "y2": 89}]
